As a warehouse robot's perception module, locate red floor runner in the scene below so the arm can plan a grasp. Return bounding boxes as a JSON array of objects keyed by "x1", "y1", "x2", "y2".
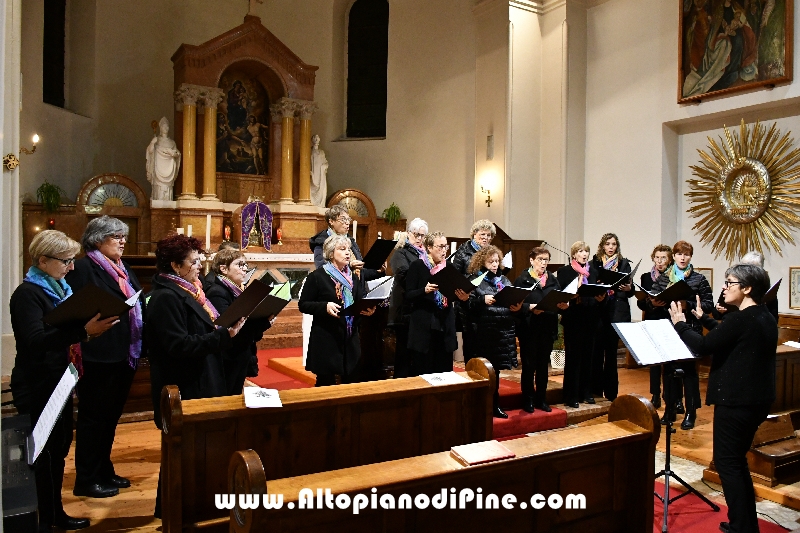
[
  {"x1": 492, "y1": 407, "x2": 567, "y2": 438},
  {"x1": 250, "y1": 348, "x2": 310, "y2": 390},
  {"x1": 652, "y1": 481, "x2": 785, "y2": 532}
]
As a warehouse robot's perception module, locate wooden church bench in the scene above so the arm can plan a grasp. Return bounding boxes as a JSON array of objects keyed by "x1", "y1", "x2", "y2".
[
  {"x1": 746, "y1": 413, "x2": 800, "y2": 487},
  {"x1": 159, "y1": 357, "x2": 495, "y2": 533},
  {"x1": 226, "y1": 394, "x2": 660, "y2": 533}
]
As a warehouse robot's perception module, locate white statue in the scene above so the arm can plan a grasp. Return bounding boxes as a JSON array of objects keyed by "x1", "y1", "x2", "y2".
[
  {"x1": 146, "y1": 117, "x2": 181, "y2": 201},
  {"x1": 310, "y1": 134, "x2": 328, "y2": 207}
]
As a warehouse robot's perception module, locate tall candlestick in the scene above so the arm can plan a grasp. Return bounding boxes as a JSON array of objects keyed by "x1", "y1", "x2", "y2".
[
  {"x1": 451, "y1": 241, "x2": 457, "y2": 254},
  {"x1": 205, "y1": 214, "x2": 212, "y2": 250},
  {"x1": 176, "y1": 227, "x2": 185, "y2": 235},
  {"x1": 187, "y1": 224, "x2": 193, "y2": 237},
  {"x1": 352, "y1": 220, "x2": 357, "y2": 245}
]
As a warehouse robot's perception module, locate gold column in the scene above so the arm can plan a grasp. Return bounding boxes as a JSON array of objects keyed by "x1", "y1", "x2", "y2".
[
  {"x1": 278, "y1": 98, "x2": 297, "y2": 204},
  {"x1": 174, "y1": 84, "x2": 200, "y2": 200},
  {"x1": 297, "y1": 102, "x2": 318, "y2": 206},
  {"x1": 201, "y1": 88, "x2": 224, "y2": 201}
]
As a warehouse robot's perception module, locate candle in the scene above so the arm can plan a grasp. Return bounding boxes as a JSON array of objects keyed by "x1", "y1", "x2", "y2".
[
  {"x1": 187, "y1": 224, "x2": 193, "y2": 237},
  {"x1": 352, "y1": 220, "x2": 357, "y2": 244},
  {"x1": 450, "y1": 241, "x2": 457, "y2": 254},
  {"x1": 176, "y1": 227, "x2": 184, "y2": 235},
  {"x1": 205, "y1": 214, "x2": 211, "y2": 250}
]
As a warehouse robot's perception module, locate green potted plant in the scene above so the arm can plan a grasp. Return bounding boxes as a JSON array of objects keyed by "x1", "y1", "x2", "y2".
[
  {"x1": 36, "y1": 181, "x2": 66, "y2": 213},
  {"x1": 382, "y1": 202, "x2": 402, "y2": 225}
]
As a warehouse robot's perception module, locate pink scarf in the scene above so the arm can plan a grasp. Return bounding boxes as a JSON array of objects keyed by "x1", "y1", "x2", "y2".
[
  {"x1": 570, "y1": 260, "x2": 590, "y2": 285},
  {"x1": 160, "y1": 273, "x2": 220, "y2": 321},
  {"x1": 528, "y1": 266, "x2": 547, "y2": 287}
]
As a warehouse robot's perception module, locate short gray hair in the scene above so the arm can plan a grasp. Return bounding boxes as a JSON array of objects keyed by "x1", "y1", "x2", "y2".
[
  {"x1": 81, "y1": 216, "x2": 129, "y2": 251},
  {"x1": 740, "y1": 251, "x2": 765, "y2": 268},
  {"x1": 322, "y1": 234, "x2": 352, "y2": 261},
  {"x1": 725, "y1": 263, "x2": 770, "y2": 303},
  {"x1": 30, "y1": 230, "x2": 81, "y2": 265},
  {"x1": 470, "y1": 219, "x2": 496, "y2": 238},
  {"x1": 406, "y1": 218, "x2": 428, "y2": 234}
]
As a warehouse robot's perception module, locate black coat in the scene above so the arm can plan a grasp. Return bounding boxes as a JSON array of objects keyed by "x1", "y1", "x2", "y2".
[
  {"x1": 648, "y1": 269, "x2": 714, "y2": 334},
  {"x1": 590, "y1": 256, "x2": 634, "y2": 323},
  {"x1": 206, "y1": 278, "x2": 271, "y2": 395},
  {"x1": 388, "y1": 242, "x2": 421, "y2": 325},
  {"x1": 9, "y1": 282, "x2": 86, "y2": 418},
  {"x1": 309, "y1": 229, "x2": 363, "y2": 268},
  {"x1": 556, "y1": 263, "x2": 602, "y2": 328},
  {"x1": 405, "y1": 260, "x2": 457, "y2": 354},
  {"x1": 466, "y1": 271, "x2": 518, "y2": 370},
  {"x1": 637, "y1": 272, "x2": 670, "y2": 321},
  {"x1": 146, "y1": 274, "x2": 232, "y2": 426},
  {"x1": 65, "y1": 256, "x2": 144, "y2": 364},
  {"x1": 513, "y1": 269, "x2": 561, "y2": 341},
  {"x1": 675, "y1": 305, "x2": 777, "y2": 406},
  {"x1": 298, "y1": 267, "x2": 366, "y2": 377},
  {"x1": 451, "y1": 240, "x2": 478, "y2": 276}
]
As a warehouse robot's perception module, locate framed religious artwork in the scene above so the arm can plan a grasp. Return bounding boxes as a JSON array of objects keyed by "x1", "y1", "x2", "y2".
[
  {"x1": 678, "y1": 0, "x2": 794, "y2": 104},
  {"x1": 695, "y1": 267, "x2": 713, "y2": 290},
  {"x1": 790, "y1": 267, "x2": 800, "y2": 309}
]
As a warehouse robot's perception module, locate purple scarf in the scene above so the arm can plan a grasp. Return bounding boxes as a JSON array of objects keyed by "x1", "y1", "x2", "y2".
[
  {"x1": 159, "y1": 273, "x2": 220, "y2": 321},
  {"x1": 217, "y1": 274, "x2": 243, "y2": 297},
  {"x1": 87, "y1": 250, "x2": 143, "y2": 369}
]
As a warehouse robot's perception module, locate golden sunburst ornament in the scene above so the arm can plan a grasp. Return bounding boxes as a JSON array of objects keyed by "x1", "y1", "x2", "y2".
[{"x1": 687, "y1": 119, "x2": 800, "y2": 261}]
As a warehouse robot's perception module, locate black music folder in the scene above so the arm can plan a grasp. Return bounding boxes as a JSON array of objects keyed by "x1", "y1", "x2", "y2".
[
  {"x1": 634, "y1": 279, "x2": 696, "y2": 303},
  {"x1": 577, "y1": 283, "x2": 613, "y2": 298},
  {"x1": 597, "y1": 259, "x2": 642, "y2": 287},
  {"x1": 343, "y1": 277, "x2": 394, "y2": 316},
  {"x1": 493, "y1": 286, "x2": 532, "y2": 308},
  {"x1": 362, "y1": 239, "x2": 397, "y2": 270},
  {"x1": 428, "y1": 264, "x2": 483, "y2": 301},
  {"x1": 535, "y1": 289, "x2": 576, "y2": 313},
  {"x1": 43, "y1": 284, "x2": 140, "y2": 328},
  {"x1": 214, "y1": 280, "x2": 290, "y2": 328}
]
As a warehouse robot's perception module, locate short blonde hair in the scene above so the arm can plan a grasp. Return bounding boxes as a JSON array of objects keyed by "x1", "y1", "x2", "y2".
[
  {"x1": 423, "y1": 231, "x2": 446, "y2": 250},
  {"x1": 30, "y1": 230, "x2": 81, "y2": 265},
  {"x1": 213, "y1": 248, "x2": 245, "y2": 274},
  {"x1": 570, "y1": 241, "x2": 590, "y2": 259},
  {"x1": 322, "y1": 234, "x2": 352, "y2": 261},
  {"x1": 470, "y1": 219, "x2": 496, "y2": 239}
]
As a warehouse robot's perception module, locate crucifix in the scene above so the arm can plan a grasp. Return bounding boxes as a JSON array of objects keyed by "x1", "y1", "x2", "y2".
[{"x1": 247, "y1": 0, "x2": 263, "y2": 15}]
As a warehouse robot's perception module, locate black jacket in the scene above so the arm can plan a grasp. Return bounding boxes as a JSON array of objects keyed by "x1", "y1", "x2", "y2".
[
  {"x1": 637, "y1": 272, "x2": 669, "y2": 321},
  {"x1": 65, "y1": 256, "x2": 144, "y2": 364},
  {"x1": 451, "y1": 240, "x2": 478, "y2": 276},
  {"x1": 388, "y1": 242, "x2": 421, "y2": 325},
  {"x1": 648, "y1": 269, "x2": 714, "y2": 334},
  {"x1": 298, "y1": 267, "x2": 366, "y2": 376},
  {"x1": 556, "y1": 263, "x2": 602, "y2": 328},
  {"x1": 675, "y1": 305, "x2": 777, "y2": 406},
  {"x1": 146, "y1": 274, "x2": 232, "y2": 426},
  {"x1": 591, "y1": 256, "x2": 634, "y2": 323},
  {"x1": 513, "y1": 269, "x2": 561, "y2": 341},
  {"x1": 206, "y1": 278, "x2": 271, "y2": 394},
  {"x1": 10, "y1": 282, "x2": 86, "y2": 417},
  {"x1": 466, "y1": 270, "x2": 518, "y2": 370},
  {"x1": 405, "y1": 260, "x2": 457, "y2": 354},
  {"x1": 309, "y1": 229, "x2": 363, "y2": 268},
  {"x1": 711, "y1": 288, "x2": 780, "y2": 323}
]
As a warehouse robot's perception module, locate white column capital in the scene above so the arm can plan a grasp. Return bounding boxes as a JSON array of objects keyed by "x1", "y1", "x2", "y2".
[{"x1": 174, "y1": 83, "x2": 204, "y2": 110}]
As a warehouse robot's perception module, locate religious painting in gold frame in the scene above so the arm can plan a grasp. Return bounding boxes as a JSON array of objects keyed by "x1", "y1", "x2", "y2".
[
  {"x1": 678, "y1": 0, "x2": 794, "y2": 104},
  {"x1": 695, "y1": 268, "x2": 713, "y2": 290},
  {"x1": 790, "y1": 267, "x2": 800, "y2": 309},
  {"x1": 686, "y1": 119, "x2": 800, "y2": 262}
]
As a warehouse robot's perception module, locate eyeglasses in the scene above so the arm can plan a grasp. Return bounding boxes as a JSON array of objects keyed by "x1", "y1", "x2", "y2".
[
  {"x1": 233, "y1": 261, "x2": 249, "y2": 269},
  {"x1": 410, "y1": 232, "x2": 427, "y2": 240},
  {"x1": 723, "y1": 280, "x2": 743, "y2": 288},
  {"x1": 187, "y1": 258, "x2": 202, "y2": 267},
  {"x1": 45, "y1": 255, "x2": 75, "y2": 266},
  {"x1": 432, "y1": 244, "x2": 448, "y2": 250},
  {"x1": 336, "y1": 217, "x2": 352, "y2": 225},
  {"x1": 108, "y1": 234, "x2": 127, "y2": 242},
  {"x1": 534, "y1": 257, "x2": 550, "y2": 262}
]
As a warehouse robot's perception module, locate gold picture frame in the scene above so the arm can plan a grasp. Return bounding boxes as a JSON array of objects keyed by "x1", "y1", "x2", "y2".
[
  {"x1": 790, "y1": 267, "x2": 800, "y2": 310},
  {"x1": 695, "y1": 267, "x2": 714, "y2": 292}
]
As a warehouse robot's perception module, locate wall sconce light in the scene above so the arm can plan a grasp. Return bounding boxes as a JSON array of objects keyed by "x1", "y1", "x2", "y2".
[
  {"x1": 4, "y1": 134, "x2": 40, "y2": 171},
  {"x1": 481, "y1": 186, "x2": 492, "y2": 207}
]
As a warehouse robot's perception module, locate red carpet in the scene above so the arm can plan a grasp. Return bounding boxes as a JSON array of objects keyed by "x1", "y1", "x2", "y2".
[
  {"x1": 652, "y1": 481, "x2": 785, "y2": 532},
  {"x1": 250, "y1": 348, "x2": 311, "y2": 390},
  {"x1": 492, "y1": 407, "x2": 568, "y2": 438}
]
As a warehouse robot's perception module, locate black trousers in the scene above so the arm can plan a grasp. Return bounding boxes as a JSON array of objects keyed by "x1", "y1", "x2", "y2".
[
  {"x1": 713, "y1": 403, "x2": 771, "y2": 533},
  {"x1": 75, "y1": 360, "x2": 135, "y2": 486},
  {"x1": 591, "y1": 322, "x2": 620, "y2": 401},
  {"x1": 650, "y1": 365, "x2": 684, "y2": 402},
  {"x1": 17, "y1": 396, "x2": 73, "y2": 530},
  {"x1": 461, "y1": 326, "x2": 477, "y2": 363},
  {"x1": 392, "y1": 323, "x2": 412, "y2": 379},
  {"x1": 223, "y1": 350, "x2": 251, "y2": 395},
  {"x1": 665, "y1": 360, "x2": 699, "y2": 410},
  {"x1": 562, "y1": 320, "x2": 595, "y2": 404},
  {"x1": 519, "y1": 331, "x2": 553, "y2": 404}
]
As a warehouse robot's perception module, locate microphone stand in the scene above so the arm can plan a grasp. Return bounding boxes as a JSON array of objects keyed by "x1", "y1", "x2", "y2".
[{"x1": 654, "y1": 368, "x2": 719, "y2": 532}]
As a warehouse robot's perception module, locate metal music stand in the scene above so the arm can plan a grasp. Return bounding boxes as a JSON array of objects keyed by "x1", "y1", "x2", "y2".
[{"x1": 654, "y1": 368, "x2": 719, "y2": 532}]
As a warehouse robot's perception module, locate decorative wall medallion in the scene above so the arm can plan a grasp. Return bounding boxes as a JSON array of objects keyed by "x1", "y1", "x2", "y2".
[{"x1": 687, "y1": 119, "x2": 800, "y2": 261}]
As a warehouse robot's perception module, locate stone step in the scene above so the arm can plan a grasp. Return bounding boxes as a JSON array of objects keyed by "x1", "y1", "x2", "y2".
[
  {"x1": 257, "y1": 332, "x2": 303, "y2": 350},
  {"x1": 267, "y1": 317, "x2": 302, "y2": 335}
]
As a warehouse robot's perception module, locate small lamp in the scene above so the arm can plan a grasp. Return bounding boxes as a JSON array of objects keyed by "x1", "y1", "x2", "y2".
[{"x1": 3, "y1": 134, "x2": 40, "y2": 171}]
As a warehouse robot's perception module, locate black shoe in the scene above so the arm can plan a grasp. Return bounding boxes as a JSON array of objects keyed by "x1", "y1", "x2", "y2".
[
  {"x1": 583, "y1": 396, "x2": 596, "y2": 405},
  {"x1": 680, "y1": 410, "x2": 696, "y2": 430},
  {"x1": 660, "y1": 412, "x2": 670, "y2": 425},
  {"x1": 565, "y1": 401, "x2": 579, "y2": 408},
  {"x1": 106, "y1": 474, "x2": 131, "y2": 488},
  {"x1": 535, "y1": 402, "x2": 552, "y2": 413},
  {"x1": 522, "y1": 398, "x2": 535, "y2": 414},
  {"x1": 493, "y1": 405, "x2": 509, "y2": 419},
  {"x1": 719, "y1": 522, "x2": 730, "y2": 532},
  {"x1": 73, "y1": 482, "x2": 119, "y2": 498},
  {"x1": 651, "y1": 395, "x2": 661, "y2": 409},
  {"x1": 54, "y1": 513, "x2": 90, "y2": 530},
  {"x1": 675, "y1": 401, "x2": 685, "y2": 414}
]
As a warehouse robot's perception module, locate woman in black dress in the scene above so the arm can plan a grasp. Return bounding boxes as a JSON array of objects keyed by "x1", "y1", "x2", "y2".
[
  {"x1": 11, "y1": 230, "x2": 117, "y2": 531},
  {"x1": 669, "y1": 264, "x2": 776, "y2": 533},
  {"x1": 299, "y1": 234, "x2": 376, "y2": 386},
  {"x1": 405, "y1": 231, "x2": 469, "y2": 375},
  {"x1": 514, "y1": 246, "x2": 568, "y2": 413},
  {"x1": 556, "y1": 241, "x2": 606, "y2": 408},
  {"x1": 466, "y1": 244, "x2": 522, "y2": 418}
]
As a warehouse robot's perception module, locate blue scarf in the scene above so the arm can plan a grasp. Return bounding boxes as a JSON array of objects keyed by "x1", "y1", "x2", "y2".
[
  {"x1": 469, "y1": 240, "x2": 481, "y2": 252},
  {"x1": 24, "y1": 266, "x2": 72, "y2": 306},
  {"x1": 323, "y1": 262, "x2": 355, "y2": 337}
]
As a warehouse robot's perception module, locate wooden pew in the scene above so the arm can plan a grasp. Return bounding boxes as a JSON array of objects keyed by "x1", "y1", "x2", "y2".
[
  {"x1": 227, "y1": 394, "x2": 660, "y2": 533},
  {"x1": 160, "y1": 357, "x2": 495, "y2": 533}
]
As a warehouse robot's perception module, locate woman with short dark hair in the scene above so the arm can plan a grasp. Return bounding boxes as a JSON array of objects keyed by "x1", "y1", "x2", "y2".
[
  {"x1": 669, "y1": 264, "x2": 776, "y2": 533},
  {"x1": 66, "y1": 215, "x2": 144, "y2": 498}
]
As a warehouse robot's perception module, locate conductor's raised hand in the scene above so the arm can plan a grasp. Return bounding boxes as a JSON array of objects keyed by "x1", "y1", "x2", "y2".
[
  {"x1": 424, "y1": 282, "x2": 438, "y2": 294},
  {"x1": 690, "y1": 294, "x2": 704, "y2": 319},
  {"x1": 454, "y1": 288, "x2": 469, "y2": 301},
  {"x1": 228, "y1": 317, "x2": 247, "y2": 338},
  {"x1": 509, "y1": 302, "x2": 523, "y2": 312},
  {"x1": 84, "y1": 313, "x2": 119, "y2": 338},
  {"x1": 326, "y1": 302, "x2": 342, "y2": 317},
  {"x1": 668, "y1": 300, "x2": 686, "y2": 325},
  {"x1": 360, "y1": 306, "x2": 376, "y2": 317}
]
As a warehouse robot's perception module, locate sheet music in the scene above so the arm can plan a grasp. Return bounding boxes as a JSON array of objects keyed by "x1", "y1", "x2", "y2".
[
  {"x1": 367, "y1": 275, "x2": 393, "y2": 292},
  {"x1": 562, "y1": 276, "x2": 579, "y2": 294},
  {"x1": 243, "y1": 387, "x2": 283, "y2": 408},
  {"x1": 784, "y1": 341, "x2": 800, "y2": 349},
  {"x1": 613, "y1": 319, "x2": 694, "y2": 366},
  {"x1": 471, "y1": 270, "x2": 488, "y2": 286},
  {"x1": 642, "y1": 320, "x2": 695, "y2": 362},
  {"x1": 501, "y1": 251, "x2": 512, "y2": 269},
  {"x1": 125, "y1": 290, "x2": 142, "y2": 306},
  {"x1": 365, "y1": 277, "x2": 393, "y2": 299},
  {"x1": 28, "y1": 364, "x2": 79, "y2": 464},
  {"x1": 419, "y1": 372, "x2": 469, "y2": 386}
]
